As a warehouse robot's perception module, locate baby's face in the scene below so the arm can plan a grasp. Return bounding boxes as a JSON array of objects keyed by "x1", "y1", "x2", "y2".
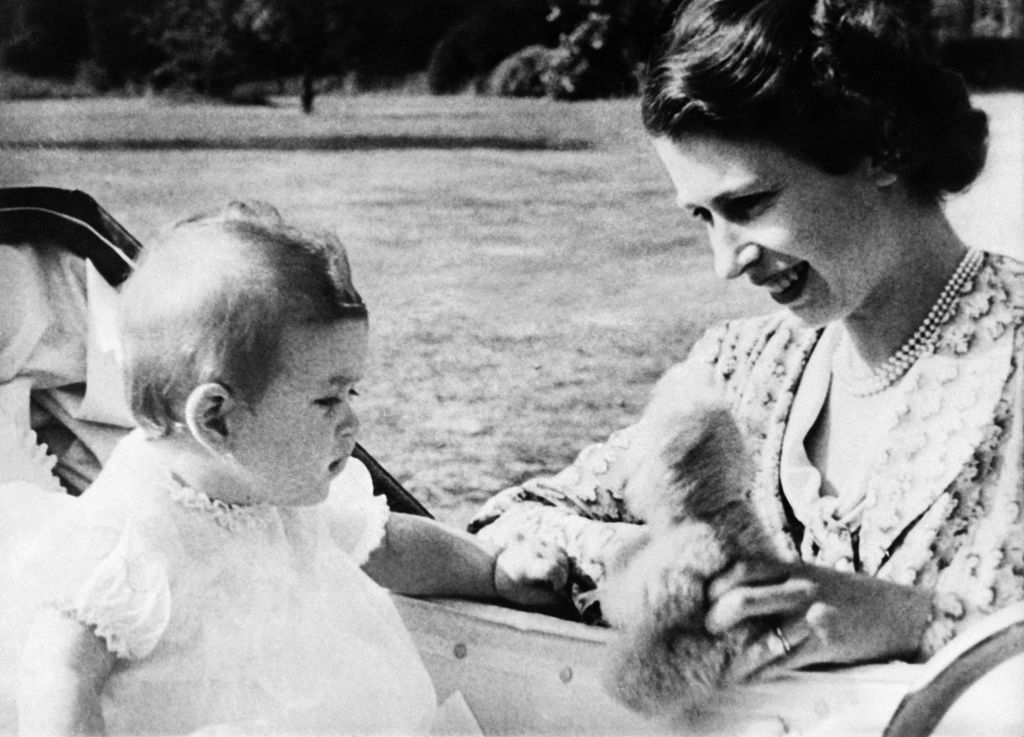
[{"x1": 229, "y1": 319, "x2": 368, "y2": 505}]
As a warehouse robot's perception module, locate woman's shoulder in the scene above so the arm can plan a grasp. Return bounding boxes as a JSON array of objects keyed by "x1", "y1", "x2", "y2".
[
  {"x1": 984, "y1": 251, "x2": 1024, "y2": 300},
  {"x1": 688, "y1": 310, "x2": 817, "y2": 368},
  {"x1": 955, "y1": 251, "x2": 1024, "y2": 342}
]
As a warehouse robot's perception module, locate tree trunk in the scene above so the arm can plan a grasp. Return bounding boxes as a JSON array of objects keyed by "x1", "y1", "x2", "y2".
[{"x1": 300, "y1": 70, "x2": 315, "y2": 114}]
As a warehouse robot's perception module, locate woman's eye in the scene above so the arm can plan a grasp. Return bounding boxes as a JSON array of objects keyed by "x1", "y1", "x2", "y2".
[
  {"x1": 723, "y1": 191, "x2": 776, "y2": 222},
  {"x1": 348, "y1": 388, "x2": 360, "y2": 398}
]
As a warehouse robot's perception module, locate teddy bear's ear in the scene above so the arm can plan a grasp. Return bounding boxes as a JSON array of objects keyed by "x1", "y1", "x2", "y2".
[{"x1": 623, "y1": 397, "x2": 750, "y2": 527}]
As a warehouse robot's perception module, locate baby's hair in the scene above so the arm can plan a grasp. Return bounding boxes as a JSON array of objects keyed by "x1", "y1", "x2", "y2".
[
  {"x1": 642, "y1": 0, "x2": 989, "y2": 201},
  {"x1": 120, "y1": 201, "x2": 367, "y2": 434}
]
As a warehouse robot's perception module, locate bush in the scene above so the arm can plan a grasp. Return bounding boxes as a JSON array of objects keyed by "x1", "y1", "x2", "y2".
[
  {"x1": 0, "y1": 69, "x2": 94, "y2": 100},
  {"x1": 539, "y1": 0, "x2": 666, "y2": 100},
  {"x1": 427, "y1": 0, "x2": 554, "y2": 94},
  {"x1": 542, "y1": 10, "x2": 637, "y2": 100},
  {"x1": 486, "y1": 45, "x2": 553, "y2": 97}
]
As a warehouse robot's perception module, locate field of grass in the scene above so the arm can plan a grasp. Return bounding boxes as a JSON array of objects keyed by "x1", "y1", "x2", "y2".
[{"x1": 1, "y1": 93, "x2": 1020, "y2": 526}]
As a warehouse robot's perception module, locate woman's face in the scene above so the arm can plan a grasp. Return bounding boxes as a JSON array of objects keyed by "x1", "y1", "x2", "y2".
[{"x1": 653, "y1": 134, "x2": 896, "y2": 327}]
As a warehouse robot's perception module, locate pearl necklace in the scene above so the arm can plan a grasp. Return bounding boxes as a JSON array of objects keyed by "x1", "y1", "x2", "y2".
[{"x1": 832, "y1": 248, "x2": 983, "y2": 397}]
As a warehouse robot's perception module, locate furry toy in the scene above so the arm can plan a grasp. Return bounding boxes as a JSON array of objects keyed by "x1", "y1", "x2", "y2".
[{"x1": 597, "y1": 363, "x2": 780, "y2": 717}]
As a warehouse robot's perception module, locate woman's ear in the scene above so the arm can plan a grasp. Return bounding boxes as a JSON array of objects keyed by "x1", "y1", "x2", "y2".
[{"x1": 183, "y1": 383, "x2": 238, "y2": 456}]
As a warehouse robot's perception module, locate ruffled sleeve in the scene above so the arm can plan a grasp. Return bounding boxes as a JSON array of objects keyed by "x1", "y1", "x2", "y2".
[
  {"x1": 323, "y1": 458, "x2": 390, "y2": 566},
  {"x1": 58, "y1": 524, "x2": 172, "y2": 661}
]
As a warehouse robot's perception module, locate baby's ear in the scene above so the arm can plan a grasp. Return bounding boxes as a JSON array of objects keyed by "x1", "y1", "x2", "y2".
[{"x1": 183, "y1": 383, "x2": 237, "y2": 453}]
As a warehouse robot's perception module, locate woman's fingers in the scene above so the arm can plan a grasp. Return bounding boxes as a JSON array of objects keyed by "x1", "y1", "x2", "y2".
[
  {"x1": 731, "y1": 622, "x2": 816, "y2": 682},
  {"x1": 705, "y1": 577, "x2": 819, "y2": 634},
  {"x1": 707, "y1": 558, "x2": 793, "y2": 601}
]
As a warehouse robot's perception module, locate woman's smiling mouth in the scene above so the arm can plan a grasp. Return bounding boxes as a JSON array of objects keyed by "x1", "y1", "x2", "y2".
[{"x1": 757, "y1": 261, "x2": 810, "y2": 304}]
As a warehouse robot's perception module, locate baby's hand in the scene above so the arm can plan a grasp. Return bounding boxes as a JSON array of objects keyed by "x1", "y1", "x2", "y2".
[{"x1": 493, "y1": 539, "x2": 571, "y2": 611}]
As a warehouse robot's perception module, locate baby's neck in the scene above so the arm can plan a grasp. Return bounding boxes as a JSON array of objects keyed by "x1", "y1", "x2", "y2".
[{"x1": 146, "y1": 433, "x2": 262, "y2": 506}]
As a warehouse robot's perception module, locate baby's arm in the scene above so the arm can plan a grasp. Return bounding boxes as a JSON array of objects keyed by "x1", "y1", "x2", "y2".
[
  {"x1": 364, "y1": 513, "x2": 569, "y2": 611},
  {"x1": 18, "y1": 606, "x2": 115, "y2": 736}
]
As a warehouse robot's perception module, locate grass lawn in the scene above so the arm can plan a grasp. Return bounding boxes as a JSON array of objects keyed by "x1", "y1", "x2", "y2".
[{"x1": 1, "y1": 93, "x2": 1020, "y2": 526}]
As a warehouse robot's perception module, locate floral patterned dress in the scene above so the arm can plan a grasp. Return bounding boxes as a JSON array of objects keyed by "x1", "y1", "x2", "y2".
[
  {"x1": 469, "y1": 252, "x2": 1024, "y2": 656},
  {"x1": 0, "y1": 430, "x2": 437, "y2": 735}
]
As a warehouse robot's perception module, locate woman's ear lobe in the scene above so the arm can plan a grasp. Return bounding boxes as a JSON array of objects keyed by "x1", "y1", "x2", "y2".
[
  {"x1": 184, "y1": 383, "x2": 237, "y2": 452},
  {"x1": 867, "y1": 156, "x2": 899, "y2": 188}
]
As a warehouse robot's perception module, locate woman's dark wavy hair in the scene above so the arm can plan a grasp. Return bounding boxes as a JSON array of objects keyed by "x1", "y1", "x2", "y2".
[{"x1": 641, "y1": 0, "x2": 989, "y2": 200}]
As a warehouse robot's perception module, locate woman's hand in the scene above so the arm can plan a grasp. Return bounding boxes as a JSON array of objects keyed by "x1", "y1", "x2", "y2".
[
  {"x1": 493, "y1": 539, "x2": 573, "y2": 614},
  {"x1": 705, "y1": 559, "x2": 932, "y2": 680}
]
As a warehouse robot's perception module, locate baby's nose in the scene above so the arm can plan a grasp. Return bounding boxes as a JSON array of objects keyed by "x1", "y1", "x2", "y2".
[{"x1": 337, "y1": 411, "x2": 360, "y2": 437}]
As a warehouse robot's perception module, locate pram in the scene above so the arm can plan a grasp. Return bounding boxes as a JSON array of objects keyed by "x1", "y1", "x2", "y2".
[{"x1": 0, "y1": 187, "x2": 1020, "y2": 736}]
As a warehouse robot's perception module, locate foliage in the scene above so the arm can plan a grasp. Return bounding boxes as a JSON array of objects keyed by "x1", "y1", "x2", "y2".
[
  {"x1": 0, "y1": 0, "x2": 89, "y2": 77},
  {"x1": 486, "y1": 45, "x2": 553, "y2": 97},
  {"x1": 539, "y1": 0, "x2": 667, "y2": 100},
  {"x1": 427, "y1": 0, "x2": 554, "y2": 94},
  {"x1": 242, "y1": 0, "x2": 353, "y2": 112},
  {"x1": 81, "y1": 0, "x2": 166, "y2": 90},
  {"x1": 0, "y1": 68, "x2": 95, "y2": 99},
  {"x1": 140, "y1": 0, "x2": 274, "y2": 97}
]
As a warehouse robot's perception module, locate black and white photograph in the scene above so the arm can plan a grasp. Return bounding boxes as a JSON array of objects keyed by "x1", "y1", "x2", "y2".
[{"x1": 1, "y1": 0, "x2": 1022, "y2": 735}]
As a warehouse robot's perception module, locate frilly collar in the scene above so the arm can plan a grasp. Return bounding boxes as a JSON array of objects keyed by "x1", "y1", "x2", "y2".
[{"x1": 166, "y1": 476, "x2": 277, "y2": 532}]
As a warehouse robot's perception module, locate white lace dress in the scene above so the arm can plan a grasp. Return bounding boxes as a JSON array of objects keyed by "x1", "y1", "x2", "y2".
[{"x1": 0, "y1": 430, "x2": 437, "y2": 735}]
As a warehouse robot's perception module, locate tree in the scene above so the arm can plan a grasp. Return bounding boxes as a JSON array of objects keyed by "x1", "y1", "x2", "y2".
[
  {"x1": 138, "y1": 0, "x2": 270, "y2": 96},
  {"x1": 247, "y1": 0, "x2": 354, "y2": 113},
  {"x1": 81, "y1": 0, "x2": 165, "y2": 89},
  {"x1": 1, "y1": 0, "x2": 89, "y2": 77}
]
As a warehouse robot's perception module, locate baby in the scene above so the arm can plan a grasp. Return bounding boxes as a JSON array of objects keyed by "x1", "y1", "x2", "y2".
[{"x1": 11, "y1": 203, "x2": 557, "y2": 735}]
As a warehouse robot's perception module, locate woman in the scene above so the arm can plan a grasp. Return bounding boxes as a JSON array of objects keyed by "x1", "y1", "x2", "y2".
[{"x1": 469, "y1": 0, "x2": 1023, "y2": 680}]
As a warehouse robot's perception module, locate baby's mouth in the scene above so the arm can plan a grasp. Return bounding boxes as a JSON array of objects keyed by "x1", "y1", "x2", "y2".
[{"x1": 761, "y1": 262, "x2": 810, "y2": 305}]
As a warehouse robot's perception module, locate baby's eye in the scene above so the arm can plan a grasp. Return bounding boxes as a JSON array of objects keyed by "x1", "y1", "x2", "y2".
[
  {"x1": 313, "y1": 396, "x2": 343, "y2": 413},
  {"x1": 689, "y1": 206, "x2": 712, "y2": 224}
]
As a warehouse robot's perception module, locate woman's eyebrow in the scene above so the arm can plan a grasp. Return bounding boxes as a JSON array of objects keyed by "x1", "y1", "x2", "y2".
[{"x1": 676, "y1": 179, "x2": 771, "y2": 211}]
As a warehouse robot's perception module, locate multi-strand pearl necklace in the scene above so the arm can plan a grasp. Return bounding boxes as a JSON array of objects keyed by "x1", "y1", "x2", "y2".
[{"x1": 832, "y1": 248, "x2": 984, "y2": 397}]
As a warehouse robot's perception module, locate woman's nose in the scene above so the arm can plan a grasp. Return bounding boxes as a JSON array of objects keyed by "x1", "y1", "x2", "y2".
[{"x1": 711, "y1": 227, "x2": 761, "y2": 279}]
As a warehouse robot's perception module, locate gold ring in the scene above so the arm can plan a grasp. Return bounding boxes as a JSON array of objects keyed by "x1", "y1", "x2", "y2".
[{"x1": 773, "y1": 627, "x2": 792, "y2": 655}]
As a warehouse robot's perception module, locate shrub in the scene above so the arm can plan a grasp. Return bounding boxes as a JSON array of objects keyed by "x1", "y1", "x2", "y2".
[
  {"x1": 539, "y1": 0, "x2": 666, "y2": 100},
  {"x1": 542, "y1": 10, "x2": 635, "y2": 100},
  {"x1": 486, "y1": 45, "x2": 553, "y2": 97},
  {"x1": 0, "y1": 69, "x2": 93, "y2": 100},
  {"x1": 427, "y1": 0, "x2": 554, "y2": 94}
]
